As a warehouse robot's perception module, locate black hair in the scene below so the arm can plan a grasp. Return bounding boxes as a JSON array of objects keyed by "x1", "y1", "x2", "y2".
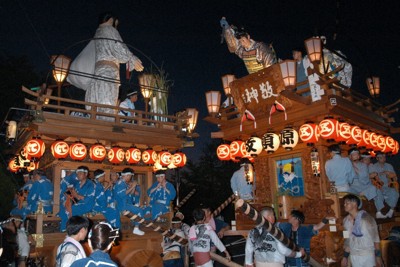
[
  {"x1": 348, "y1": 147, "x2": 359, "y2": 155},
  {"x1": 98, "y1": 12, "x2": 115, "y2": 25},
  {"x1": 66, "y1": 216, "x2": 89, "y2": 236},
  {"x1": 90, "y1": 223, "x2": 117, "y2": 251},
  {"x1": 32, "y1": 169, "x2": 45, "y2": 176},
  {"x1": 77, "y1": 166, "x2": 89, "y2": 172},
  {"x1": 291, "y1": 210, "x2": 305, "y2": 224},
  {"x1": 343, "y1": 194, "x2": 361, "y2": 208},
  {"x1": 192, "y1": 208, "x2": 205, "y2": 223},
  {"x1": 233, "y1": 26, "x2": 249, "y2": 39},
  {"x1": 94, "y1": 169, "x2": 105, "y2": 178},
  {"x1": 328, "y1": 144, "x2": 341, "y2": 153},
  {"x1": 122, "y1": 167, "x2": 134, "y2": 174}
]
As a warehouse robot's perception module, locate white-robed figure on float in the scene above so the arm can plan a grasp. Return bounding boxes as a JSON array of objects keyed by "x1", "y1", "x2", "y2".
[{"x1": 67, "y1": 12, "x2": 144, "y2": 121}]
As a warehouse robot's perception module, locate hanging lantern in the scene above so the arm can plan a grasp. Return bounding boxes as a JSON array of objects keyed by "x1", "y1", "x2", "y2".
[
  {"x1": 107, "y1": 147, "x2": 125, "y2": 164},
  {"x1": 216, "y1": 144, "x2": 231, "y2": 161},
  {"x1": 392, "y1": 140, "x2": 399, "y2": 155},
  {"x1": 336, "y1": 122, "x2": 351, "y2": 144},
  {"x1": 25, "y1": 137, "x2": 45, "y2": 160},
  {"x1": 51, "y1": 140, "x2": 69, "y2": 159},
  {"x1": 366, "y1": 76, "x2": 380, "y2": 98},
  {"x1": 299, "y1": 123, "x2": 319, "y2": 146},
  {"x1": 280, "y1": 127, "x2": 299, "y2": 151},
  {"x1": 26, "y1": 161, "x2": 39, "y2": 172},
  {"x1": 357, "y1": 129, "x2": 371, "y2": 149},
  {"x1": 205, "y1": 91, "x2": 221, "y2": 115},
  {"x1": 304, "y1": 37, "x2": 322, "y2": 63},
  {"x1": 18, "y1": 149, "x2": 31, "y2": 167},
  {"x1": 142, "y1": 149, "x2": 157, "y2": 165},
  {"x1": 346, "y1": 125, "x2": 362, "y2": 147},
  {"x1": 158, "y1": 151, "x2": 172, "y2": 167},
  {"x1": 262, "y1": 132, "x2": 280, "y2": 153},
  {"x1": 279, "y1": 60, "x2": 297, "y2": 89},
  {"x1": 69, "y1": 142, "x2": 87, "y2": 161},
  {"x1": 172, "y1": 152, "x2": 187, "y2": 168},
  {"x1": 125, "y1": 147, "x2": 141, "y2": 164},
  {"x1": 368, "y1": 132, "x2": 379, "y2": 151},
  {"x1": 245, "y1": 136, "x2": 263, "y2": 157},
  {"x1": 8, "y1": 158, "x2": 19, "y2": 173},
  {"x1": 319, "y1": 118, "x2": 338, "y2": 141},
  {"x1": 376, "y1": 135, "x2": 386, "y2": 152},
  {"x1": 230, "y1": 140, "x2": 246, "y2": 159},
  {"x1": 89, "y1": 144, "x2": 107, "y2": 162},
  {"x1": 384, "y1": 136, "x2": 395, "y2": 154}
]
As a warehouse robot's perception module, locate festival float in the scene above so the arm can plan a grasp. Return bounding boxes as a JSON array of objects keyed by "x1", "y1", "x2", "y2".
[{"x1": 205, "y1": 25, "x2": 400, "y2": 266}]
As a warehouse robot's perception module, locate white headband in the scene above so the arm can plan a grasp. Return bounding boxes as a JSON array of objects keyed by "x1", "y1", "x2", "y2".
[
  {"x1": 121, "y1": 171, "x2": 133, "y2": 176},
  {"x1": 76, "y1": 169, "x2": 88, "y2": 173},
  {"x1": 95, "y1": 173, "x2": 105, "y2": 179}
]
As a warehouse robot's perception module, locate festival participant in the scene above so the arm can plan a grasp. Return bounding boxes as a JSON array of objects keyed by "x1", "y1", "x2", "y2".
[
  {"x1": 92, "y1": 169, "x2": 120, "y2": 229},
  {"x1": 341, "y1": 194, "x2": 383, "y2": 267},
  {"x1": 161, "y1": 216, "x2": 185, "y2": 267},
  {"x1": 147, "y1": 170, "x2": 176, "y2": 220},
  {"x1": 325, "y1": 144, "x2": 354, "y2": 192},
  {"x1": 347, "y1": 148, "x2": 386, "y2": 219},
  {"x1": 10, "y1": 171, "x2": 33, "y2": 219},
  {"x1": 58, "y1": 166, "x2": 95, "y2": 232},
  {"x1": 230, "y1": 158, "x2": 256, "y2": 201},
  {"x1": 220, "y1": 17, "x2": 276, "y2": 74},
  {"x1": 189, "y1": 209, "x2": 230, "y2": 267},
  {"x1": 277, "y1": 210, "x2": 332, "y2": 267},
  {"x1": 369, "y1": 152, "x2": 399, "y2": 218},
  {"x1": 71, "y1": 222, "x2": 119, "y2": 267},
  {"x1": 245, "y1": 206, "x2": 305, "y2": 267},
  {"x1": 26, "y1": 169, "x2": 54, "y2": 215},
  {"x1": 56, "y1": 216, "x2": 89, "y2": 267},
  {"x1": 175, "y1": 211, "x2": 190, "y2": 238},
  {"x1": 292, "y1": 48, "x2": 310, "y2": 95},
  {"x1": 119, "y1": 91, "x2": 138, "y2": 123},
  {"x1": 84, "y1": 12, "x2": 144, "y2": 121},
  {"x1": 114, "y1": 168, "x2": 145, "y2": 235}
]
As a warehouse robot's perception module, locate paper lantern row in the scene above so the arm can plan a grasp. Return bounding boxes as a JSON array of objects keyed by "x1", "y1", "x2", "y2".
[
  {"x1": 299, "y1": 119, "x2": 399, "y2": 155},
  {"x1": 216, "y1": 127, "x2": 299, "y2": 161}
]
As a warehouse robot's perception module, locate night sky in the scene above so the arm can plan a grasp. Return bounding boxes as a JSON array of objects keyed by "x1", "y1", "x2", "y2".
[{"x1": 1, "y1": 0, "x2": 399, "y2": 161}]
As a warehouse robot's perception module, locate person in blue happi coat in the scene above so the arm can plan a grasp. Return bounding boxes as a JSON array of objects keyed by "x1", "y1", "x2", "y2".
[
  {"x1": 114, "y1": 168, "x2": 145, "y2": 235},
  {"x1": 92, "y1": 169, "x2": 120, "y2": 229},
  {"x1": 59, "y1": 166, "x2": 95, "y2": 232},
  {"x1": 26, "y1": 169, "x2": 54, "y2": 215},
  {"x1": 10, "y1": 171, "x2": 34, "y2": 219},
  {"x1": 147, "y1": 170, "x2": 176, "y2": 220}
]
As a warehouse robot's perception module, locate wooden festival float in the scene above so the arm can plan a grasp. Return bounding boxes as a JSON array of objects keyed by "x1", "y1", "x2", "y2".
[
  {"x1": 205, "y1": 37, "x2": 400, "y2": 266},
  {"x1": 5, "y1": 83, "x2": 198, "y2": 266}
]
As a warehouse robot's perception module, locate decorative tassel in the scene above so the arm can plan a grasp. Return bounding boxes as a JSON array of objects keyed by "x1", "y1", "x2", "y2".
[
  {"x1": 269, "y1": 100, "x2": 287, "y2": 124},
  {"x1": 240, "y1": 109, "x2": 257, "y2": 132}
]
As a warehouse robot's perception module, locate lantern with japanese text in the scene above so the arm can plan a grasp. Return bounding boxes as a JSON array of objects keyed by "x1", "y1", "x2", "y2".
[
  {"x1": 107, "y1": 146, "x2": 124, "y2": 164},
  {"x1": 368, "y1": 132, "x2": 379, "y2": 151},
  {"x1": 142, "y1": 149, "x2": 157, "y2": 165},
  {"x1": 357, "y1": 129, "x2": 371, "y2": 149},
  {"x1": 18, "y1": 149, "x2": 31, "y2": 167},
  {"x1": 245, "y1": 136, "x2": 263, "y2": 157},
  {"x1": 319, "y1": 118, "x2": 338, "y2": 141},
  {"x1": 216, "y1": 144, "x2": 230, "y2": 161},
  {"x1": 299, "y1": 123, "x2": 319, "y2": 146},
  {"x1": 262, "y1": 132, "x2": 280, "y2": 153},
  {"x1": 89, "y1": 144, "x2": 107, "y2": 162},
  {"x1": 51, "y1": 140, "x2": 69, "y2": 159},
  {"x1": 376, "y1": 135, "x2": 386, "y2": 152},
  {"x1": 392, "y1": 140, "x2": 399, "y2": 155},
  {"x1": 384, "y1": 136, "x2": 395, "y2": 154},
  {"x1": 172, "y1": 152, "x2": 187, "y2": 167},
  {"x1": 26, "y1": 161, "x2": 39, "y2": 172},
  {"x1": 69, "y1": 142, "x2": 87, "y2": 161},
  {"x1": 8, "y1": 158, "x2": 19, "y2": 173},
  {"x1": 336, "y1": 122, "x2": 351, "y2": 144},
  {"x1": 346, "y1": 125, "x2": 362, "y2": 147},
  {"x1": 158, "y1": 151, "x2": 172, "y2": 167},
  {"x1": 125, "y1": 147, "x2": 141, "y2": 164},
  {"x1": 230, "y1": 140, "x2": 246, "y2": 160},
  {"x1": 25, "y1": 137, "x2": 45, "y2": 160},
  {"x1": 280, "y1": 127, "x2": 299, "y2": 151}
]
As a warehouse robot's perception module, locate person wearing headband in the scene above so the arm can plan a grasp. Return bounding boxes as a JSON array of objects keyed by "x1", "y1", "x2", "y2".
[
  {"x1": 119, "y1": 91, "x2": 138, "y2": 123},
  {"x1": 147, "y1": 170, "x2": 176, "y2": 220},
  {"x1": 230, "y1": 157, "x2": 256, "y2": 201},
  {"x1": 26, "y1": 169, "x2": 54, "y2": 215},
  {"x1": 71, "y1": 222, "x2": 119, "y2": 267},
  {"x1": 58, "y1": 166, "x2": 95, "y2": 232},
  {"x1": 325, "y1": 144, "x2": 355, "y2": 192},
  {"x1": 369, "y1": 152, "x2": 399, "y2": 219},
  {"x1": 92, "y1": 169, "x2": 120, "y2": 229},
  {"x1": 114, "y1": 168, "x2": 145, "y2": 235},
  {"x1": 341, "y1": 194, "x2": 383, "y2": 267},
  {"x1": 175, "y1": 211, "x2": 190, "y2": 238},
  {"x1": 347, "y1": 149, "x2": 386, "y2": 219},
  {"x1": 277, "y1": 210, "x2": 334, "y2": 267},
  {"x1": 10, "y1": 171, "x2": 34, "y2": 219},
  {"x1": 161, "y1": 216, "x2": 185, "y2": 267}
]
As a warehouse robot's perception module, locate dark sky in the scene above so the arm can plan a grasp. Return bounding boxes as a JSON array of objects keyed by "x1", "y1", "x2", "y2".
[{"x1": 1, "y1": 0, "x2": 399, "y2": 161}]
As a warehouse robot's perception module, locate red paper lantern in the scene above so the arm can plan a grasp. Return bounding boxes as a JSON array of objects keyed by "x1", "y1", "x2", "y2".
[
  {"x1": 172, "y1": 152, "x2": 187, "y2": 167},
  {"x1": 299, "y1": 123, "x2": 319, "y2": 145},
  {"x1": 8, "y1": 158, "x2": 19, "y2": 173},
  {"x1": 108, "y1": 147, "x2": 125, "y2": 164},
  {"x1": 230, "y1": 140, "x2": 246, "y2": 159},
  {"x1": 216, "y1": 144, "x2": 230, "y2": 161},
  {"x1": 125, "y1": 147, "x2": 141, "y2": 164},
  {"x1": 159, "y1": 151, "x2": 172, "y2": 166},
  {"x1": 319, "y1": 118, "x2": 338, "y2": 141},
  {"x1": 25, "y1": 137, "x2": 45, "y2": 159},
  {"x1": 27, "y1": 161, "x2": 39, "y2": 172},
  {"x1": 376, "y1": 135, "x2": 386, "y2": 152},
  {"x1": 142, "y1": 149, "x2": 157, "y2": 165},
  {"x1": 69, "y1": 142, "x2": 87, "y2": 161},
  {"x1": 368, "y1": 132, "x2": 379, "y2": 151},
  {"x1": 384, "y1": 136, "x2": 395, "y2": 154},
  {"x1": 357, "y1": 129, "x2": 371, "y2": 149},
  {"x1": 336, "y1": 122, "x2": 351, "y2": 143},
  {"x1": 51, "y1": 140, "x2": 69, "y2": 159},
  {"x1": 89, "y1": 144, "x2": 107, "y2": 162},
  {"x1": 392, "y1": 140, "x2": 399, "y2": 155},
  {"x1": 346, "y1": 126, "x2": 362, "y2": 146}
]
